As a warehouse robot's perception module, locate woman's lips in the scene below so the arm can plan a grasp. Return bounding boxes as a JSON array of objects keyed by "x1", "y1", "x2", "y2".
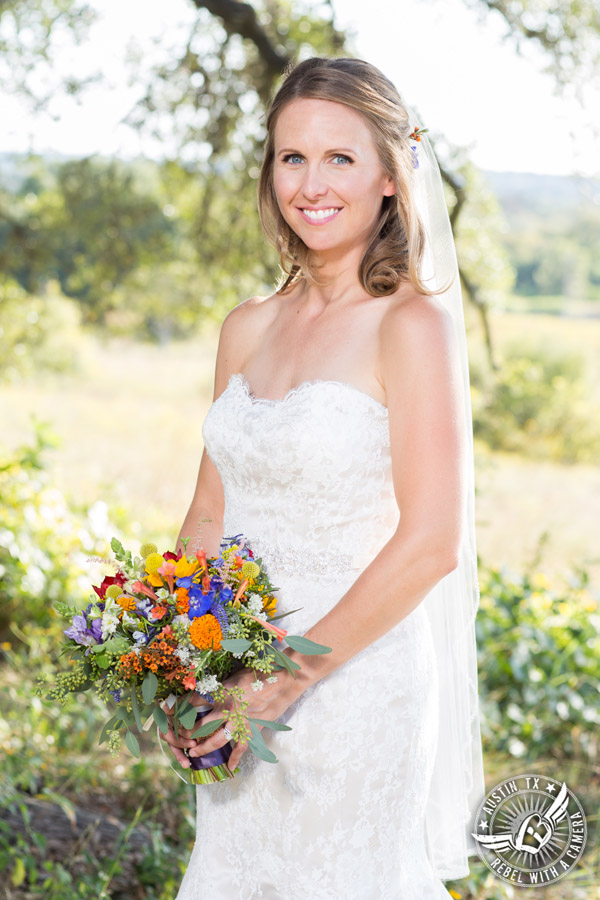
[{"x1": 296, "y1": 208, "x2": 343, "y2": 225}]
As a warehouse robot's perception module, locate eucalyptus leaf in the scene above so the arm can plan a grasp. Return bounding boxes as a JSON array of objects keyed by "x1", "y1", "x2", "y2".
[
  {"x1": 247, "y1": 722, "x2": 278, "y2": 763},
  {"x1": 220, "y1": 638, "x2": 253, "y2": 653},
  {"x1": 125, "y1": 730, "x2": 140, "y2": 757},
  {"x1": 179, "y1": 707, "x2": 199, "y2": 730},
  {"x1": 190, "y1": 717, "x2": 227, "y2": 739},
  {"x1": 285, "y1": 635, "x2": 332, "y2": 655},
  {"x1": 98, "y1": 715, "x2": 119, "y2": 745},
  {"x1": 142, "y1": 672, "x2": 158, "y2": 704},
  {"x1": 130, "y1": 690, "x2": 143, "y2": 732},
  {"x1": 153, "y1": 706, "x2": 169, "y2": 735},
  {"x1": 247, "y1": 717, "x2": 292, "y2": 731}
]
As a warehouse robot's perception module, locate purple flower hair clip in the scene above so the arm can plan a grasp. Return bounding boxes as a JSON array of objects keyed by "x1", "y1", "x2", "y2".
[{"x1": 409, "y1": 126, "x2": 429, "y2": 169}]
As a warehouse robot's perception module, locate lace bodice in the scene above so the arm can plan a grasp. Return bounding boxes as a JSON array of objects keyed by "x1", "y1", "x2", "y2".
[
  {"x1": 202, "y1": 372, "x2": 400, "y2": 586},
  {"x1": 175, "y1": 369, "x2": 467, "y2": 898}
]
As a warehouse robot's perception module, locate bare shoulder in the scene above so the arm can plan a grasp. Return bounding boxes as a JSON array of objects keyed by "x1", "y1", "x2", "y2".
[
  {"x1": 380, "y1": 289, "x2": 455, "y2": 358},
  {"x1": 212, "y1": 292, "x2": 279, "y2": 398}
]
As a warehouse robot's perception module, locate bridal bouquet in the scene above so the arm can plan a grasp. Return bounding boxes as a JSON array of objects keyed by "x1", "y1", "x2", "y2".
[{"x1": 37, "y1": 534, "x2": 331, "y2": 784}]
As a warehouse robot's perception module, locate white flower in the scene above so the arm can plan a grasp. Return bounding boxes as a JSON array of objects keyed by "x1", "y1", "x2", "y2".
[
  {"x1": 266, "y1": 675, "x2": 279, "y2": 683},
  {"x1": 196, "y1": 673, "x2": 220, "y2": 694},
  {"x1": 101, "y1": 611, "x2": 120, "y2": 639},
  {"x1": 174, "y1": 647, "x2": 191, "y2": 663},
  {"x1": 251, "y1": 679, "x2": 264, "y2": 692},
  {"x1": 247, "y1": 594, "x2": 264, "y2": 615},
  {"x1": 172, "y1": 615, "x2": 189, "y2": 627},
  {"x1": 133, "y1": 631, "x2": 147, "y2": 644},
  {"x1": 122, "y1": 612, "x2": 138, "y2": 628}
]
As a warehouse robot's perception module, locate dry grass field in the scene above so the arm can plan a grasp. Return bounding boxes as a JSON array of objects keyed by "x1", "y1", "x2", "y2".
[{"x1": 1, "y1": 306, "x2": 599, "y2": 584}]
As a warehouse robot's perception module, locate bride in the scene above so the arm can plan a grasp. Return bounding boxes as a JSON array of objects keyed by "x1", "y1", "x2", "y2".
[{"x1": 164, "y1": 56, "x2": 485, "y2": 898}]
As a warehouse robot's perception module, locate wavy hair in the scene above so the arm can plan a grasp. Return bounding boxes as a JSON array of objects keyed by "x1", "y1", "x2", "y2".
[{"x1": 257, "y1": 56, "x2": 443, "y2": 297}]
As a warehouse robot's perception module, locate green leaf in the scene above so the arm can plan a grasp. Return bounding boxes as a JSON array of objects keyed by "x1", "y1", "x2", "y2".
[
  {"x1": 111, "y1": 537, "x2": 125, "y2": 557},
  {"x1": 179, "y1": 706, "x2": 199, "y2": 730},
  {"x1": 153, "y1": 706, "x2": 169, "y2": 735},
  {"x1": 190, "y1": 716, "x2": 226, "y2": 738},
  {"x1": 247, "y1": 717, "x2": 292, "y2": 731},
  {"x1": 98, "y1": 715, "x2": 119, "y2": 745},
  {"x1": 264, "y1": 643, "x2": 301, "y2": 674},
  {"x1": 220, "y1": 638, "x2": 253, "y2": 652},
  {"x1": 125, "y1": 730, "x2": 140, "y2": 757},
  {"x1": 95, "y1": 653, "x2": 111, "y2": 669},
  {"x1": 247, "y1": 721, "x2": 278, "y2": 763},
  {"x1": 130, "y1": 689, "x2": 143, "y2": 732},
  {"x1": 142, "y1": 672, "x2": 158, "y2": 704},
  {"x1": 285, "y1": 635, "x2": 332, "y2": 655},
  {"x1": 53, "y1": 600, "x2": 76, "y2": 618}
]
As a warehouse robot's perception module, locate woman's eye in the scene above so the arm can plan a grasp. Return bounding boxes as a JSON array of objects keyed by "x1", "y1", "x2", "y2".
[{"x1": 281, "y1": 154, "x2": 353, "y2": 165}]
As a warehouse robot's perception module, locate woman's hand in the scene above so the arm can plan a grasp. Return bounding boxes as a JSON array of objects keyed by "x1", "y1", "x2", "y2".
[{"x1": 163, "y1": 654, "x2": 307, "y2": 771}]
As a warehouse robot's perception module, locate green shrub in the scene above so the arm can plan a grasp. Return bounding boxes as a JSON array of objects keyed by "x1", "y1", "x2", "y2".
[
  {"x1": 477, "y1": 562, "x2": 599, "y2": 764},
  {"x1": 471, "y1": 341, "x2": 600, "y2": 463},
  {"x1": 0, "y1": 277, "x2": 83, "y2": 382}
]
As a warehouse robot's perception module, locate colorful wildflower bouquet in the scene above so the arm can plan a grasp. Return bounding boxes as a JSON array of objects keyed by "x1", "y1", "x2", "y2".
[{"x1": 39, "y1": 534, "x2": 331, "y2": 784}]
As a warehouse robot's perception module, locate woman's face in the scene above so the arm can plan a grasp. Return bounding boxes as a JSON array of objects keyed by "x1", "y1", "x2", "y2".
[{"x1": 272, "y1": 98, "x2": 396, "y2": 256}]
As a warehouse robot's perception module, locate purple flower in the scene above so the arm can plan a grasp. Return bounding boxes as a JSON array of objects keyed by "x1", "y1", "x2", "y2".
[{"x1": 64, "y1": 614, "x2": 101, "y2": 649}]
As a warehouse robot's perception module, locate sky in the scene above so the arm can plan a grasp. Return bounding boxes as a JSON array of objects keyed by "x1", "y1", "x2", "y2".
[{"x1": 1, "y1": 0, "x2": 598, "y2": 177}]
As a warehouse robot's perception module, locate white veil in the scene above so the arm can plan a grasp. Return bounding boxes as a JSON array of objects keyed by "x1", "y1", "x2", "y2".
[{"x1": 404, "y1": 102, "x2": 486, "y2": 880}]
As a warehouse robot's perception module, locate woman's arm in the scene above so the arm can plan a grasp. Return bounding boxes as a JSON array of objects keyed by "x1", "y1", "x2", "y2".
[{"x1": 286, "y1": 293, "x2": 467, "y2": 690}]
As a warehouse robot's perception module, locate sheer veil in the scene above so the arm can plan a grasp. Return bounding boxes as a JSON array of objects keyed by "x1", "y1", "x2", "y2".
[{"x1": 404, "y1": 102, "x2": 486, "y2": 880}]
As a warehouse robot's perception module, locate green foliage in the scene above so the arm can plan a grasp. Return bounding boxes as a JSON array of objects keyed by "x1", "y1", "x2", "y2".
[
  {"x1": 0, "y1": 276, "x2": 83, "y2": 382},
  {"x1": 0, "y1": 423, "x2": 115, "y2": 640},
  {"x1": 452, "y1": 160, "x2": 516, "y2": 307},
  {"x1": 471, "y1": 339, "x2": 600, "y2": 463},
  {"x1": 476, "y1": 562, "x2": 599, "y2": 765}
]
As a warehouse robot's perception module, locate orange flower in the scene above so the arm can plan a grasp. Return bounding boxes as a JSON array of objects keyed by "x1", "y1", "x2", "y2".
[
  {"x1": 245, "y1": 613, "x2": 288, "y2": 641},
  {"x1": 132, "y1": 580, "x2": 159, "y2": 602},
  {"x1": 150, "y1": 605, "x2": 167, "y2": 620},
  {"x1": 175, "y1": 587, "x2": 190, "y2": 614},
  {"x1": 116, "y1": 594, "x2": 136, "y2": 611},
  {"x1": 183, "y1": 673, "x2": 196, "y2": 691},
  {"x1": 189, "y1": 614, "x2": 222, "y2": 650}
]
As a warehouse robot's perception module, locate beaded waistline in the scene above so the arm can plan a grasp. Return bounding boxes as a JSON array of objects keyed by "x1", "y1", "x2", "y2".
[{"x1": 244, "y1": 535, "x2": 366, "y2": 579}]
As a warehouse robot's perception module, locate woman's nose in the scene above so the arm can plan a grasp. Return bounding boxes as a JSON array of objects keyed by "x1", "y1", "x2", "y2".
[{"x1": 299, "y1": 162, "x2": 329, "y2": 199}]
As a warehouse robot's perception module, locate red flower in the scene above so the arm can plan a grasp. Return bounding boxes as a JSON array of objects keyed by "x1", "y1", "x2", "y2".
[
  {"x1": 93, "y1": 572, "x2": 126, "y2": 599},
  {"x1": 163, "y1": 549, "x2": 183, "y2": 561}
]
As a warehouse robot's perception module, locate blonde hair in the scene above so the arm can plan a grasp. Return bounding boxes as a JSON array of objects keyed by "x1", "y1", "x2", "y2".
[{"x1": 257, "y1": 56, "x2": 442, "y2": 297}]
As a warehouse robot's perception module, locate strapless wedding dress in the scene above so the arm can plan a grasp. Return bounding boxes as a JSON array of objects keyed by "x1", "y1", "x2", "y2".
[{"x1": 174, "y1": 371, "x2": 455, "y2": 899}]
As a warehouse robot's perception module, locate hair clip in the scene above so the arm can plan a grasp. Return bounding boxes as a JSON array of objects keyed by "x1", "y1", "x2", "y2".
[{"x1": 409, "y1": 126, "x2": 429, "y2": 169}]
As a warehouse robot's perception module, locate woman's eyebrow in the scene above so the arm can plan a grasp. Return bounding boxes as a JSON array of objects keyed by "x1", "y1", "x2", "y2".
[{"x1": 276, "y1": 147, "x2": 357, "y2": 156}]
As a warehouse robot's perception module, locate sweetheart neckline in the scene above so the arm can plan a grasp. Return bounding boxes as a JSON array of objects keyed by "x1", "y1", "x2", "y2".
[{"x1": 229, "y1": 372, "x2": 389, "y2": 413}]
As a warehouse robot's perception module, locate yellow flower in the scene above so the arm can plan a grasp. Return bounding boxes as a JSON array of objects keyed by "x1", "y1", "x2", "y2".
[
  {"x1": 140, "y1": 542, "x2": 158, "y2": 558},
  {"x1": 105, "y1": 584, "x2": 123, "y2": 600},
  {"x1": 145, "y1": 552, "x2": 165, "y2": 574},
  {"x1": 174, "y1": 556, "x2": 200, "y2": 578},
  {"x1": 262, "y1": 595, "x2": 278, "y2": 617},
  {"x1": 242, "y1": 561, "x2": 260, "y2": 580},
  {"x1": 146, "y1": 572, "x2": 164, "y2": 588},
  {"x1": 449, "y1": 891, "x2": 462, "y2": 899}
]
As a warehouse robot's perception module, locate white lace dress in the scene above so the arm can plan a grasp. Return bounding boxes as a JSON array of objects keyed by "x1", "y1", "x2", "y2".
[{"x1": 175, "y1": 372, "x2": 454, "y2": 899}]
